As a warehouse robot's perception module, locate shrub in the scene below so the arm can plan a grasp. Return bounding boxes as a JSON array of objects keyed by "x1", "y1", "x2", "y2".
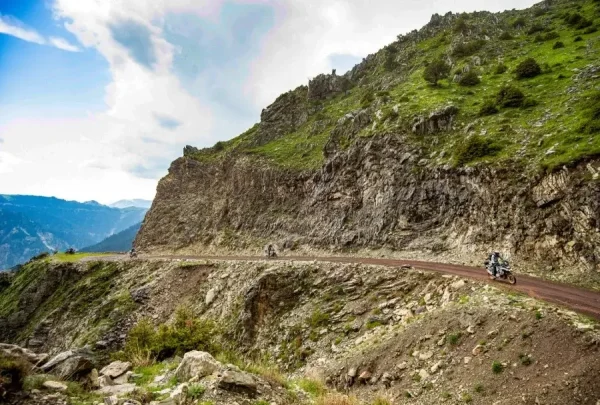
[
  {"x1": 462, "y1": 392, "x2": 473, "y2": 403},
  {"x1": 519, "y1": 354, "x2": 533, "y2": 366},
  {"x1": 454, "y1": 16, "x2": 469, "y2": 34},
  {"x1": 188, "y1": 384, "x2": 206, "y2": 399},
  {"x1": 371, "y1": 397, "x2": 391, "y2": 405},
  {"x1": 452, "y1": 40, "x2": 485, "y2": 58},
  {"x1": 584, "y1": 26, "x2": 598, "y2": 34},
  {"x1": 494, "y1": 64, "x2": 508, "y2": 74},
  {"x1": 124, "y1": 307, "x2": 219, "y2": 364},
  {"x1": 574, "y1": 35, "x2": 584, "y2": 42},
  {"x1": 309, "y1": 309, "x2": 330, "y2": 328},
  {"x1": 447, "y1": 332, "x2": 462, "y2": 345},
  {"x1": 384, "y1": 51, "x2": 398, "y2": 71},
  {"x1": 564, "y1": 12, "x2": 593, "y2": 29},
  {"x1": 213, "y1": 141, "x2": 224, "y2": 151},
  {"x1": 499, "y1": 31, "x2": 513, "y2": 40},
  {"x1": 473, "y1": 383, "x2": 485, "y2": 394},
  {"x1": 553, "y1": 41, "x2": 565, "y2": 49},
  {"x1": 455, "y1": 136, "x2": 502, "y2": 166},
  {"x1": 459, "y1": 71, "x2": 480, "y2": 86},
  {"x1": 30, "y1": 252, "x2": 50, "y2": 261},
  {"x1": 423, "y1": 59, "x2": 451, "y2": 86},
  {"x1": 522, "y1": 98, "x2": 539, "y2": 108},
  {"x1": 512, "y1": 17, "x2": 526, "y2": 28},
  {"x1": 491, "y1": 361, "x2": 504, "y2": 374},
  {"x1": 527, "y1": 24, "x2": 544, "y2": 35},
  {"x1": 515, "y1": 58, "x2": 542, "y2": 79},
  {"x1": 496, "y1": 85, "x2": 525, "y2": 108},
  {"x1": 360, "y1": 90, "x2": 375, "y2": 108},
  {"x1": 479, "y1": 101, "x2": 499, "y2": 116}
]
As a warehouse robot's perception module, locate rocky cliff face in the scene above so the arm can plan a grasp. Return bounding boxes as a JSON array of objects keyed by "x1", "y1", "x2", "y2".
[{"x1": 137, "y1": 133, "x2": 600, "y2": 286}]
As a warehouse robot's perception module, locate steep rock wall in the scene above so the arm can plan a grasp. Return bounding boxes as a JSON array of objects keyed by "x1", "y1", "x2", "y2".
[{"x1": 136, "y1": 134, "x2": 600, "y2": 280}]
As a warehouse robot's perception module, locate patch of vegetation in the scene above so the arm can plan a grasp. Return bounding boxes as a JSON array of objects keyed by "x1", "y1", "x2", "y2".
[
  {"x1": 366, "y1": 319, "x2": 383, "y2": 329},
  {"x1": 499, "y1": 31, "x2": 513, "y2": 40},
  {"x1": 451, "y1": 40, "x2": 485, "y2": 58},
  {"x1": 125, "y1": 306, "x2": 219, "y2": 364},
  {"x1": 564, "y1": 12, "x2": 593, "y2": 30},
  {"x1": 494, "y1": 64, "x2": 508, "y2": 74},
  {"x1": 491, "y1": 361, "x2": 504, "y2": 374},
  {"x1": 188, "y1": 384, "x2": 206, "y2": 399},
  {"x1": 496, "y1": 85, "x2": 525, "y2": 108},
  {"x1": 515, "y1": 58, "x2": 542, "y2": 79},
  {"x1": 52, "y1": 252, "x2": 113, "y2": 263},
  {"x1": 423, "y1": 59, "x2": 451, "y2": 86},
  {"x1": 309, "y1": 309, "x2": 330, "y2": 328},
  {"x1": 473, "y1": 383, "x2": 485, "y2": 394},
  {"x1": 553, "y1": 41, "x2": 565, "y2": 49},
  {"x1": 455, "y1": 136, "x2": 502, "y2": 166},
  {"x1": 296, "y1": 378, "x2": 326, "y2": 397},
  {"x1": 462, "y1": 392, "x2": 473, "y2": 403},
  {"x1": 519, "y1": 354, "x2": 533, "y2": 366},
  {"x1": 479, "y1": 101, "x2": 499, "y2": 116},
  {"x1": 447, "y1": 332, "x2": 462, "y2": 346},
  {"x1": 0, "y1": 354, "x2": 30, "y2": 395},
  {"x1": 458, "y1": 71, "x2": 480, "y2": 86}
]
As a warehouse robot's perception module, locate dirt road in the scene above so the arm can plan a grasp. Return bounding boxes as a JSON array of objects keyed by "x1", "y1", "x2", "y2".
[{"x1": 130, "y1": 254, "x2": 600, "y2": 321}]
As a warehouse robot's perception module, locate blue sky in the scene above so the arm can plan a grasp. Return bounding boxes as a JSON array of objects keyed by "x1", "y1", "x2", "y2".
[{"x1": 0, "y1": 0, "x2": 538, "y2": 203}]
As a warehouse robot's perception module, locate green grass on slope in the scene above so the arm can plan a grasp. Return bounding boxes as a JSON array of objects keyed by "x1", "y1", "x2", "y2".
[
  {"x1": 190, "y1": 0, "x2": 600, "y2": 172},
  {"x1": 51, "y1": 252, "x2": 113, "y2": 263}
]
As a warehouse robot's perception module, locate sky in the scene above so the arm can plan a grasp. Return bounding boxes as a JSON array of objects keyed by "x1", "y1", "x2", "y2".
[{"x1": 0, "y1": 0, "x2": 538, "y2": 204}]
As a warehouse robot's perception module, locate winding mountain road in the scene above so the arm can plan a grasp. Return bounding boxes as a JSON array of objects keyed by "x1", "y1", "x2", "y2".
[{"x1": 135, "y1": 254, "x2": 600, "y2": 321}]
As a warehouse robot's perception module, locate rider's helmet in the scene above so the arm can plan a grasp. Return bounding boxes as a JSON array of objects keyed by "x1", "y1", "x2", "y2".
[{"x1": 493, "y1": 251, "x2": 500, "y2": 257}]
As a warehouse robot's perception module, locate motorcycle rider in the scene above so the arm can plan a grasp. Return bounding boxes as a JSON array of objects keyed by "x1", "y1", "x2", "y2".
[
  {"x1": 489, "y1": 251, "x2": 502, "y2": 279},
  {"x1": 266, "y1": 244, "x2": 275, "y2": 258},
  {"x1": 129, "y1": 247, "x2": 137, "y2": 258}
]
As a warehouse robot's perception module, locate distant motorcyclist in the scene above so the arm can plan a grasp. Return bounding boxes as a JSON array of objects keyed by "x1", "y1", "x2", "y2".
[
  {"x1": 266, "y1": 244, "x2": 276, "y2": 258},
  {"x1": 129, "y1": 247, "x2": 137, "y2": 258},
  {"x1": 489, "y1": 251, "x2": 503, "y2": 279}
]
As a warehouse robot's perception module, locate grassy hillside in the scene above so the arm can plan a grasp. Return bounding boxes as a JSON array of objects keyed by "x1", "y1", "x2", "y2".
[{"x1": 188, "y1": 0, "x2": 600, "y2": 172}]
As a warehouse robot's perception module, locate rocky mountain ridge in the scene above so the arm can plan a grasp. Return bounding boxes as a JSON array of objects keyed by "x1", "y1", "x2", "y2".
[{"x1": 136, "y1": 0, "x2": 600, "y2": 288}]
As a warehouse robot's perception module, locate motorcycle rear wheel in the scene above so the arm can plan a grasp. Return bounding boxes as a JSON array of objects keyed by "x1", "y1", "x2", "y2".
[{"x1": 507, "y1": 274, "x2": 517, "y2": 285}]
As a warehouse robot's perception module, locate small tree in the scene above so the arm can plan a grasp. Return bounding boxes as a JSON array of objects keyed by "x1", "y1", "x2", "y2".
[
  {"x1": 515, "y1": 58, "x2": 541, "y2": 79},
  {"x1": 424, "y1": 59, "x2": 451, "y2": 86}
]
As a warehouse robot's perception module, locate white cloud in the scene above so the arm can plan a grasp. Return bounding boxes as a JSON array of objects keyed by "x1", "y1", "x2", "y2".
[
  {"x1": 0, "y1": 13, "x2": 80, "y2": 51},
  {"x1": 48, "y1": 36, "x2": 80, "y2": 52},
  {"x1": 245, "y1": 0, "x2": 540, "y2": 108}
]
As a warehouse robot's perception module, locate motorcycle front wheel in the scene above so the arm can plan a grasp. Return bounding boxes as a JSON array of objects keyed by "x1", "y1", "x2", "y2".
[{"x1": 507, "y1": 274, "x2": 517, "y2": 285}]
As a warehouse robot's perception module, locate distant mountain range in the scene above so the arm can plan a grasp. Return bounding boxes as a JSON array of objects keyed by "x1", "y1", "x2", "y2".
[
  {"x1": 109, "y1": 199, "x2": 152, "y2": 209},
  {"x1": 80, "y1": 222, "x2": 141, "y2": 253},
  {"x1": 0, "y1": 195, "x2": 148, "y2": 269}
]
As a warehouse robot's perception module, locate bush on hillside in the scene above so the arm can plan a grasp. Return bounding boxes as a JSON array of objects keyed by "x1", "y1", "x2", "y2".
[
  {"x1": 423, "y1": 59, "x2": 451, "y2": 86},
  {"x1": 515, "y1": 58, "x2": 542, "y2": 79},
  {"x1": 454, "y1": 16, "x2": 469, "y2": 34},
  {"x1": 564, "y1": 12, "x2": 593, "y2": 29},
  {"x1": 535, "y1": 31, "x2": 560, "y2": 42},
  {"x1": 527, "y1": 24, "x2": 545, "y2": 35},
  {"x1": 479, "y1": 101, "x2": 499, "y2": 116},
  {"x1": 553, "y1": 41, "x2": 565, "y2": 49},
  {"x1": 584, "y1": 26, "x2": 598, "y2": 34},
  {"x1": 458, "y1": 71, "x2": 481, "y2": 86},
  {"x1": 125, "y1": 306, "x2": 219, "y2": 363},
  {"x1": 451, "y1": 40, "x2": 486, "y2": 58},
  {"x1": 499, "y1": 31, "x2": 514, "y2": 40},
  {"x1": 494, "y1": 64, "x2": 508, "y2": 74},
  {"x1": 496, "y1": 85, "x2": 525, "y2": 108},
  {"x1": 455, "y1": 136, "x2": 502, "y2": 166},
  {"x1": 512, "y1": 17, "x2": 527, "y2": 28},
  {"x1": 213, "y1": 141, "x2": 225, "y2": 151},
  {"x1": 574, "y1": 36, "x2": 584, "y2": 42}
]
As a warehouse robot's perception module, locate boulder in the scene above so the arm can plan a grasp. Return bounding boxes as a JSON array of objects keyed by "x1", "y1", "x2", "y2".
[
  {"x1": 98, "y1": 375, "x2": 113, "y2": 388},
  {"x1": 98, "y1": 383, "x2": 137, "y2": 395},
  {"x1": 41, "y1": 350, "x2": 74, "y2": 371},
  {"x1": 175, "y1": 351, "x2": 220, "y2": 382},
  {"x1": 358, "y1": 370, "x2": 372, "y2": 384},
  {"x1": 100, "y1": 361, "x2": 132, "y2": 379},
  {"x1": 53, "y1": 354, "x2": 94, "y2": 380},
  {"x1": 0, "y1": 343, "x2": 48, "y2": 365},
  {"x1": 218, "y1": 370, "x2": 257, "y2": 394},
  {"x1": 42, "y1": 380, "x2": 68, "y2": 392},
  {"x1": 412, "y1": 105, "x2": 459, "y2": 135}
]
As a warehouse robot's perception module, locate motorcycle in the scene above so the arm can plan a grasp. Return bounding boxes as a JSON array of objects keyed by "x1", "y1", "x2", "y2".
[
  {"x1": 129, "y1": 251, "x2": 138, "y2": 259},
  {"x1": 265, "y1": 249, "x2": 277, "y2": 259},
  {"x1": 484, "y1": 259, "x2": 517, "y2": 285}
]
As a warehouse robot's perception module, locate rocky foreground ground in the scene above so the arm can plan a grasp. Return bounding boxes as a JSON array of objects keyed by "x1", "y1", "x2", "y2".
[{"x1": 1, "y1": 258, "x2": 599, "y2": 404}]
